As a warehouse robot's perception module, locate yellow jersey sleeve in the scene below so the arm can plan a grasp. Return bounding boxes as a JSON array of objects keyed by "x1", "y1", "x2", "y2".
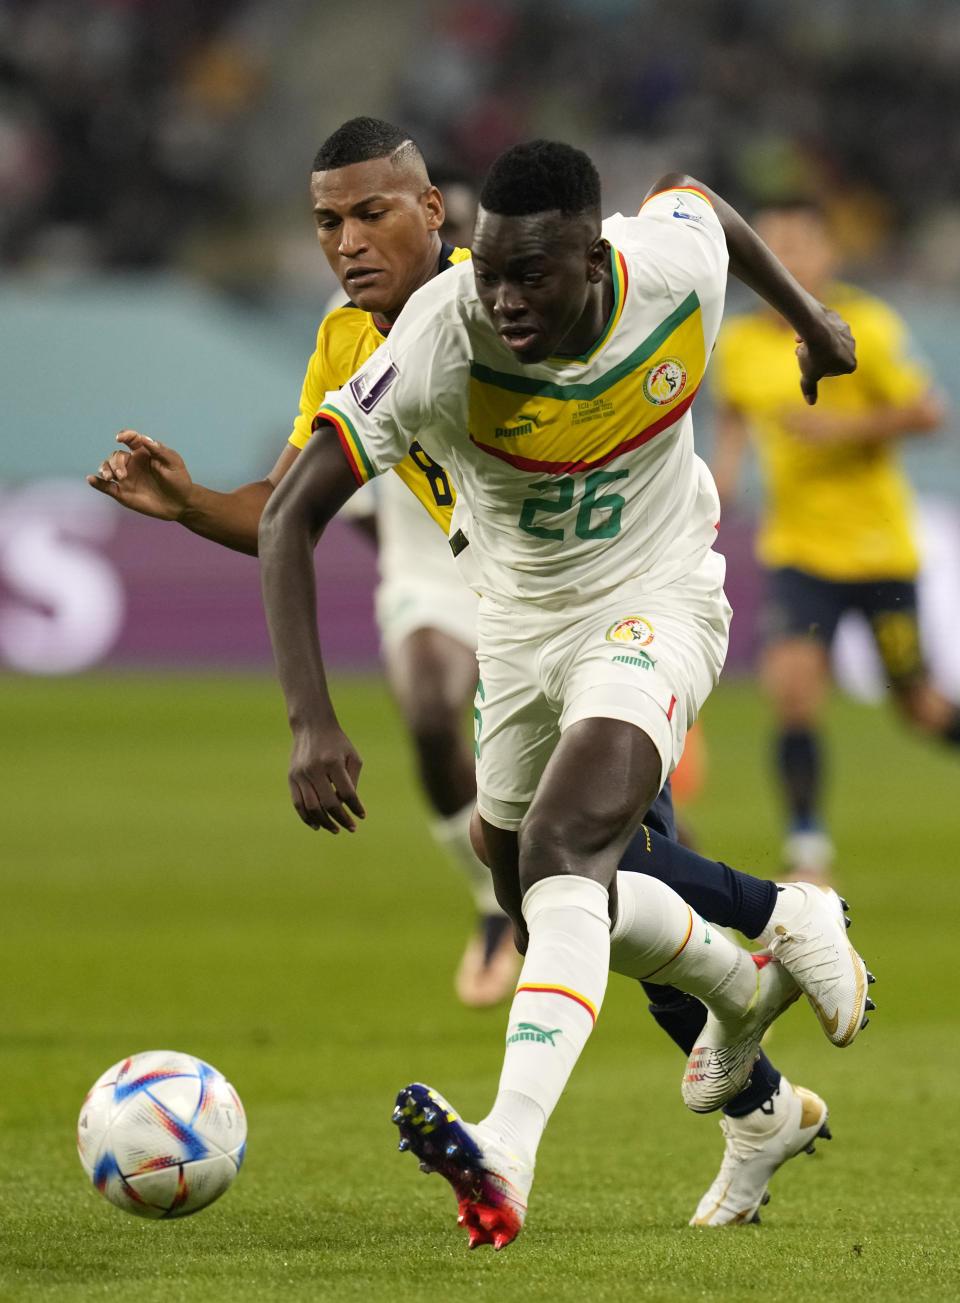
[
  {"x1": 843, "y1": 293, "x2": 932, "y2": 407},
  {"x1": 289, "y1": 346, "x2": 327, "y2": 450},
  {"x1": 288, "y1": 306, "x2": 372, "y2": 450}
]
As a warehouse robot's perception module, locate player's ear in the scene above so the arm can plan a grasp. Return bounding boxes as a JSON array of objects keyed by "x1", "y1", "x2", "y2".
[
  {"x1": 586, "y1": 236, "x2": 608, "y2": 283},
  {"x1": 423, "y1": 185, "x2": 444, "y2": 233}
]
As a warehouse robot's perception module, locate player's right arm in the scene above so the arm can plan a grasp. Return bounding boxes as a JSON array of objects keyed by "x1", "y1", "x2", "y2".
[
  {"x1": 261, "y1": 278, "x2": 457, "y2": 835},
  {"x1": 86, "y1": 323, "x2": 339, "y2": 553},
  {"x1": 87, "y1": 431, "x2": 299, "y2": 556},
  {"x1": 645, "y1": 173, "x2": 857, "y2": 404},
  {"x1": 258, "y1": 421, "x2": 368, "y2": 836}
]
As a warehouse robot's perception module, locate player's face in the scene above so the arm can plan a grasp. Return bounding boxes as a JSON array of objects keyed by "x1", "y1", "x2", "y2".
[
  {"x1": 754, "y1": 209, "x2": 837, "y2": 296},
  {"x1": 472, "y1": 207, "x2": 609, "y2": 365},
  {"x1": 311, "y1": 157, "x2": 444, "y2": 323}
]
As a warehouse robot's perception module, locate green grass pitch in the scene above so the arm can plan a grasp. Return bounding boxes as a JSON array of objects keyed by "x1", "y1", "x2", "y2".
[{"x1": 1, "y1": 672, "x2": 958, "y2": 1301}]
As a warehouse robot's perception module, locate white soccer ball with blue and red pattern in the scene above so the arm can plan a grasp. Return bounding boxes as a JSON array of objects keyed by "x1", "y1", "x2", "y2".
[{"x1": 77, "y1": 1049, "x2": 246, "y2": 1218}]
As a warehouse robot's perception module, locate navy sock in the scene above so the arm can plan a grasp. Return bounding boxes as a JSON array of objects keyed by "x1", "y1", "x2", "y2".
[
  {"x1": 721, "y1": 1050, "x2": 781, "y2": 1117},
  {"x1": 777, "y1": 728, "x2": 822, "y2": 828},
  {"x1": 640, "y1": 980, "x2": 780, "y2": 1115},
  {"x1": 641, "y1": 982, "x2": 706, "y2": 1053},
  {"x1": 619, "y1": 825, "x2": 777, "y2": 940},
  {"x1": 631, "y1": 789, "x2": 782, "y2": 1117}
]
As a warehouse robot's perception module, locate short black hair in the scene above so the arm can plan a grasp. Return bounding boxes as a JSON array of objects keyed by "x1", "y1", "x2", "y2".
[
  {"x1": 312, "y1": 117, "x2": 422, "y2": 173},
  {"x1": 479, "y1": 140, "x2": 601, "y2": 218}
]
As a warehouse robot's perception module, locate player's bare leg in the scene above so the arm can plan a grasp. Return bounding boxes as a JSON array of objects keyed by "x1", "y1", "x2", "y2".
[
  {"x1": 394, "y1": 720, "x2": 816, "y2": 1245},
  {"x1": 890, "y1": 674, "x2": 960, "y2": 741},
  {"x1": 385, "y1": 627, "x2": 519, "y2": 1006},
  {"x1": 762, "y1": 637, "x2": 834, "y2": 883},
  {"x1": 396, "y1": 719, "x2": 658, "y2": 1247},
  {"x1": 396, "y1": 716, "x2": 872, "y2": 1244}
]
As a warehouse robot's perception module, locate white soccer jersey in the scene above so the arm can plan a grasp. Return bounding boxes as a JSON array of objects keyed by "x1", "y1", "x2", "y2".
[{"x1": 317, "y1": 186, "x2": 728, "y2": 608}]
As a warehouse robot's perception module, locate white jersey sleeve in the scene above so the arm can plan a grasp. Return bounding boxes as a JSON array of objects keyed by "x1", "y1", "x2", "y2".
[
  {"x1": 314, "y1": 264, "x2": 472, "y2": 487},
  {"x1": 603, "y1": 185, "x2": 728, "y2": 351}
]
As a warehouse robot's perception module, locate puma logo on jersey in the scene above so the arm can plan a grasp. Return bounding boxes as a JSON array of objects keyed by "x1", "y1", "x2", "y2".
[{"x1": 495, "y1": 410, "x2": 542, "y2": 438}]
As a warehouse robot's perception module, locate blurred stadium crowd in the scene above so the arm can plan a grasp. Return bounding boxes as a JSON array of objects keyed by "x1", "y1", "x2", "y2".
[
  {"x1": 4, "y1": 0, "x2": 960, "y2": 294},
  {"x1": 2, "y1": 0, "x2": 958, "y2": 683}
]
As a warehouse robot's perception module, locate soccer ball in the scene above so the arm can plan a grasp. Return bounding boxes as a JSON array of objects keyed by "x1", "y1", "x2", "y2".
[{"x1": 77, "y1": 1049, "x2": 246, "y2": 1219}]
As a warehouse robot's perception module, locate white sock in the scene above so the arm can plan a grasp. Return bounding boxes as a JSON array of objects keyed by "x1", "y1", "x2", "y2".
[
  {"x1": 756, "y1": 883, "x2": 816, "y2": 947},
  {"x1": 431, "y1": 802, "x2": 502, "y2": 916},
  {"x1": 479, "y1": 875, "x2": 609, "y2": 1165},
  {"x1": 610, "y1": 871, "x2": 757, "y2": 1019}
]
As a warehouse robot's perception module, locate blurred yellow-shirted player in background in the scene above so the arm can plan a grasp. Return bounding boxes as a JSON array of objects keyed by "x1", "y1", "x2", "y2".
[{"x1": 710, "y1": 200, "x2": 958, "y2": 881}]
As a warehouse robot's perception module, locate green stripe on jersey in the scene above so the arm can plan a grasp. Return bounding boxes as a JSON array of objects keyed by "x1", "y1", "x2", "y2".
[
  {"x1": 322, "y1": 405, "x2": 376, "y2": 481},
  {"x1": 470, "y1": 291, "x2": 700, "y2": 401}
]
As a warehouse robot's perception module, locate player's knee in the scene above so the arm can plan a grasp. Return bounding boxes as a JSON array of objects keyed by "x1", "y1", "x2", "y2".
[
  {"x1": 407, "y1": 710, "x2": 465, "y2": 768},
  {"x1": 891, "y1": 678, "x2": 952, "y2": 733},
  {"x1": 763, "y1": 641, "x2": 826, "y2": 721},
  {"x1": 516, "y1": 804, "x2": 618, "y2": 894},
  {"x1": 770, "y1": 676, "x2": 821, "y2": 724}
]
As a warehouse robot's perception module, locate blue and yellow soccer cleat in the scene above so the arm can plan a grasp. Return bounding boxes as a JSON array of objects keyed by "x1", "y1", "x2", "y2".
[{"x1": 392, "y1": 1083, "x2": 532, "y2": 1250}]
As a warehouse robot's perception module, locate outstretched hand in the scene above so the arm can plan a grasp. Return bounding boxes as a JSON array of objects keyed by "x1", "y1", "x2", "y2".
[
  {"x1": 87, "y1": 430, "x2": 193, "y2": 520},
  {"x1": 288, "y1": 722, "x2": 366, "y2": 834},
  {"x1": 795, "y1": 307, "x2": 857, "y2": 405}
]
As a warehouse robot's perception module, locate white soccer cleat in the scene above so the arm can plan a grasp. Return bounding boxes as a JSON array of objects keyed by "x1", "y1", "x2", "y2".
[
  {"x1": 392, "y1": 1083, "x2": 533, "y2": 1250},
  {"x1": 690, "y1": 1077, "x2": 831, "y2": 1226},
  {"x1": 682, "y1": 957, "x2": 801, "y2": 1114},
  {"x1": 765, "y1": 882, "x2": 872, "y2": 1047}
]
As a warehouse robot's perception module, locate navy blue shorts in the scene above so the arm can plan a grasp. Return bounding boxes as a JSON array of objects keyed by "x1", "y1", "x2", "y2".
[{"x1": 761, "y1": 566, "x2": 926, "y2": 685}]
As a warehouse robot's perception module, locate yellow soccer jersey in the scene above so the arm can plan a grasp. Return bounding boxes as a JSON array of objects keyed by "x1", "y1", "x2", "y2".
[
  {"x1": 712, "y1": 284, "x2": 932, "y2": 580},
  {"x1": 288, "y1": 243, "x2": 471, "y2": 531}
]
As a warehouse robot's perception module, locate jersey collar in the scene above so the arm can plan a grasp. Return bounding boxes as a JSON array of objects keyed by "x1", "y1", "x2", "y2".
[{"x1": 547, "y1": 245, "x2": 628, "y2": 367}]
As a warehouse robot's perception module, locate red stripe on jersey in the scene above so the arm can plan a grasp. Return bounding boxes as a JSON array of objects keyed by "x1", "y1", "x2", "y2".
[{"x1": 469, "y1": 383, "x2": 700, "y2": 475}]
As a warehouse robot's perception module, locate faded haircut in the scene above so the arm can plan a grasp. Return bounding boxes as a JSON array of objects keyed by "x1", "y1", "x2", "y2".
[{"x1": 312, "y1": 116, "x2": 423, "y2": 173}]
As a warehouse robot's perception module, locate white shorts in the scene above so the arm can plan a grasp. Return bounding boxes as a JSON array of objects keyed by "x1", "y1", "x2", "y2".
[
  {"x1": 474, "y1": 548, "x2": 731, "y2": 831},
  {"x1": 373, "y1": 471, "x2": 479, "y2": 654}
]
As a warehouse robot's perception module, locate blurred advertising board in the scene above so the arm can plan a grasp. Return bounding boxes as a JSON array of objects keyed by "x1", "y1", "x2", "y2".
[
  {"x1": 0, "y1": 481, "x2": 378, "y2": 674},
  {"x1": 2, "y1": 480, "x2": 958, "y2": 699}
]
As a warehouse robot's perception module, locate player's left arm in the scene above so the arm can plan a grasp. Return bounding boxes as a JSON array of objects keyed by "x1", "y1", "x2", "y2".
[
  {"x1": 782, "y1": 303, "x2": 948, "y2": 444},
  {"x1": 258, "y1": 423, "x2": 368, "y2": 835},
  {"x1": 645, "y1": 172, "x2": 857, "y2": 405},
  {"x1": 781, "y1": 389, "x2": 946, "y2": 445}
]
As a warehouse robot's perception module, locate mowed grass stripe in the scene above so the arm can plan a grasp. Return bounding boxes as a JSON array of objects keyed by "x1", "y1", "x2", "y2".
[{"x1": 1, "y1": 673, "x2": 958, "y2": 1301}]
